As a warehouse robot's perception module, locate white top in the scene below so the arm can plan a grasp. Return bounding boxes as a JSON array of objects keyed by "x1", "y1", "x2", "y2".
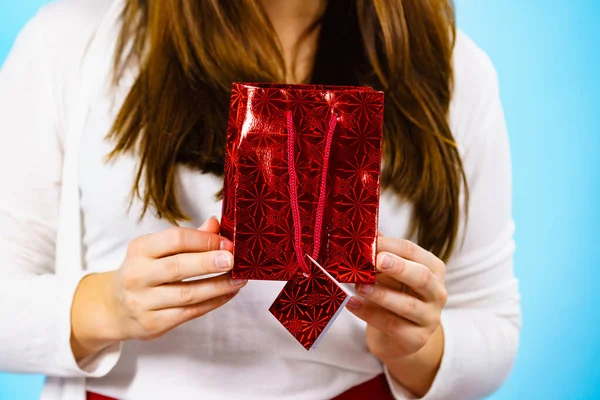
[{"x1": 0, "y1": 1, "x2": 521, "y2": 399}]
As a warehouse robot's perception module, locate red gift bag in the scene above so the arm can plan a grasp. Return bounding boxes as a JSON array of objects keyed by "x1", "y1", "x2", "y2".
[{"x1": 221, "y1": 83, "x2": 384, "y2": 349}]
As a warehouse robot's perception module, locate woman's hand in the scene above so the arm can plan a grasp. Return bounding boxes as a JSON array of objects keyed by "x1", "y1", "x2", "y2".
[
  {"x1": 70, "y1": 217, "x2": 246, "y2": 360},
  {"x1": 346, "y1": 235, "x2": 447, "y2": 396}
]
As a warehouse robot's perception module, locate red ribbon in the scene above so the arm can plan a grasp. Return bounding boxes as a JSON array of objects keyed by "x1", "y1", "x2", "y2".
[{"x1": 286, "y1": 110, "x2": 338, "y2": 276}]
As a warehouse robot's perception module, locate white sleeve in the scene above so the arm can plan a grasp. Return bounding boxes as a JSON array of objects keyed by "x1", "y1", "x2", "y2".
[
  {"x1": 0, "y1": 10, "x2": 120, "y2": 377},
  {"x1": 384, "y1": 33, "x2": 521, "y2": 400}
]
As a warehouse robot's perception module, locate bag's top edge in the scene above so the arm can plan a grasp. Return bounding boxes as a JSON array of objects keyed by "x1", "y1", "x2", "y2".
[{"x1": 233, "y1": 82, "x2": 383, "y2": 94}]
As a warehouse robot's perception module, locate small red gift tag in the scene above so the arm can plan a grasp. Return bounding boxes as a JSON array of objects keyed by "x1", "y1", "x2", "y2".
[{"x1": 269, "y1": 255, "x2": 352, "y2": 350}]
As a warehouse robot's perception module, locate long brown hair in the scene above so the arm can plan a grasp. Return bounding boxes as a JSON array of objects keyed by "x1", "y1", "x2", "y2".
[{"x1": 108, "y1": 0, "x2": 466, "y2": 261}]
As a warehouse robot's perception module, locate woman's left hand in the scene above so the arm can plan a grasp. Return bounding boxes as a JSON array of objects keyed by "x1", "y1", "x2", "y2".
[{"x1": 346, "y1": 235, "x2": 447, "y2": 364}]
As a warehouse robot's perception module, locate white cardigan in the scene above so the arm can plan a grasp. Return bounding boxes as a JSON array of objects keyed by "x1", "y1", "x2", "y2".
[
  {"x1": 17, "y1": 2, "x2": 121, "y2": 399},
  {"x1": 0, "y1": 1, "x2": 521, "y2": 399}
]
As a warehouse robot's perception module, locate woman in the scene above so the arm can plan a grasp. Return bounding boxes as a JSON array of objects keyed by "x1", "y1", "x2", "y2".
[{"x1": 0, "y1": 0, "x2": 520, "y2": 399}]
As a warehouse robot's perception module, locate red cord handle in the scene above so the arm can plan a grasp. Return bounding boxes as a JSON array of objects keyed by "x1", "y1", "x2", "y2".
[{"x1": 286, "y1": 110, "x2": 338, "y2": 276}]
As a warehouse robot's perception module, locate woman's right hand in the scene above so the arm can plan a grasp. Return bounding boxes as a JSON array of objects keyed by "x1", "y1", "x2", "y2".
[{"x1": 70, "y1": 216, "x2": 246, "y2": 360}]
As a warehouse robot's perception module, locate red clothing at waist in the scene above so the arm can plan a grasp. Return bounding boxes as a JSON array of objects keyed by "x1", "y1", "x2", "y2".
[{"x1": 87, "y1": 373, "x2": 394, "y2": 400}]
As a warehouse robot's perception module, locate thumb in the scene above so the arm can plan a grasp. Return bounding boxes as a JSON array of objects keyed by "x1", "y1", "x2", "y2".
[{"x1": 198, "y1": 215, "x2": 220, "y2": 234}]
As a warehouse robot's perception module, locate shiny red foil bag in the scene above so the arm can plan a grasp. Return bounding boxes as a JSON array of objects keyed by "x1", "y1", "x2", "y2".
[
  {"x1": 221, "y1": 83, "x2": 384, "y2": 349},
  {"x1": 221, "y1": 83, "x2": 384, "y2": 285}
]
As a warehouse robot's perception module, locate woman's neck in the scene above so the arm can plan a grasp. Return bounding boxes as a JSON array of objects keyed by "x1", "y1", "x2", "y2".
[{"x1": 260, "y1": 0, "x2": 326, "y2": 83}]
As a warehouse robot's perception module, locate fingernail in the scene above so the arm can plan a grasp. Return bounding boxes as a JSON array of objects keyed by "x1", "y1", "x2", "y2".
[
  {"x1": 380, "y1": 254, "x2": 393, "y2": 270},
  {"x1": 215, "y1": 253, "x2": 232, "y2": 270},
  {"x1": 231, "y1": 279, "x2": 248, "y2": 286},
  {"x1": 346, "y1": 297, "x2": 362, "y2": 310},
  {"x1": 357, "y1": 284, "x2": 374, "y2": 295},
  {"x1": 220, "y1": 239, "x2": 233, "y2": 251}
]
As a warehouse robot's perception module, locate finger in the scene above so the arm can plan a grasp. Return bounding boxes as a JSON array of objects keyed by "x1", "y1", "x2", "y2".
[
  {"x1": 144, "y1": 250, "x2": 233, "y2": 285},
  {"x1": 149, "y1": 273, "x2": 248, "y2": 309},
  {"x1": 377, "y1": 237, "x2": 445, "y2": 278},
  {"x1": 155, "y1": 290, "x2": 241, "y2": 333},
  {"x1": 375, "y1": 273, "x2": 412, "y2": 294},
  {"x1": 199, "y1": 217, "x2": 234, "y2": 251},
  {"x1": 198, "y1": 216, "x2": 220, "y2": 234},
  {"x1": 346, "y1": 298, "x2": 429, "y2": 354},
  {"x1": 376, "y1": 273, "x2": 421, "y2": 300},
  {"x1": 198, "y1": 217, "x2": 233, "y2": 252},
  {"x1": 129, "y1": 227, "x2": 230, "y2": 258},
  {"x1": 376, "y1": 252, "x2": 443, "y2": 302},
  {"x1": 355, "y1": 282, "x2": 433, "y2": 326}
]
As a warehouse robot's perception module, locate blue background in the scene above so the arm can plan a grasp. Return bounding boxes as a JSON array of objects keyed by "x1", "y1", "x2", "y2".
[{"x1": 1, "y1": 1, "x2": 598, "y2": 399}]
